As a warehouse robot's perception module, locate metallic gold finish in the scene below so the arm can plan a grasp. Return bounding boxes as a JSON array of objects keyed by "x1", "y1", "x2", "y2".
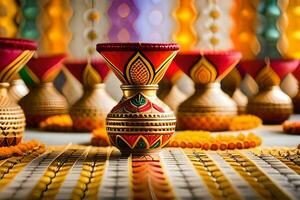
[
  {"x1": 0, "y1": 83, "x2": 25, "y2": 146},
  {"x1": 70, "y1": 83, "x2": 116, "y2": 131},
  {"x1": 248, "y1": 86, "x2": 292, "y2": 124},
  {"x1": 19, "y1": 82, "x2": 68, "y2": 127},
  {"x1": 222, "y1": 69, "x2": 248, "y2": 114},
  {"x1": 106, "y1": 85, "x2": 176, "y2": 152},
  {"x1": 177, "y1": 82, "x2": 237, "y2": 131}
]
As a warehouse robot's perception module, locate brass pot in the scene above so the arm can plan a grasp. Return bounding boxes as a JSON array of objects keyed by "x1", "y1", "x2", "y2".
[
  {"x1": 19, "y1": 82, "x2": 69, "y2": 127},
  {"x1": 248, "y1": 86, "x2": 292, "y2": 124},
  {"x1": 0, "y1": 83, "x2": 25, "y2": 146},
  {"x1": 106, "y1": 85, "x2": 176, "y2": 152},
  {"x1": 70, "y1": 83, "x2": 116, "y2": 131},
  {"x1": 177, "y1": 82, "x2": 237, "y2": 131}
]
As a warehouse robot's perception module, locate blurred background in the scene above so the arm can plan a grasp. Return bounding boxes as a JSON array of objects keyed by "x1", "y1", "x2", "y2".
[{"x1": 0, "y1": 0, "x2": 299, "y2": 103}]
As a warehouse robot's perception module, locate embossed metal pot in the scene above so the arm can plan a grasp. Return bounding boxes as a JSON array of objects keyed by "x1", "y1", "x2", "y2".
[
  {"x1": 65, "y1": 60, "x2": 116, "y2": 131},
  {"x1": 97, "y1": 43, "x2": 179, "y2": 152},
  {"x1": 174, "y1": 51, "x2": 241, "y2": 131},
  {"x1": 0, "y1": 37, "x2": 36, "y2": 146},
  {"x1": 240, "y1": 59, "x2": 299, "y2": 124},
  {"x1": 19, "y1": 54, "x2": 68, "y2": 127}
]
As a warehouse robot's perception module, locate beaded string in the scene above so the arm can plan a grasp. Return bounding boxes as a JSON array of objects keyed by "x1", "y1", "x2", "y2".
[
  {"x1": 185, "y1": 149, "x2": 242, "y2": 199},
  {"x1": 71, "y1": 147, "x2": 109, "y2": 199},
  {"x1": 1, "y1": 147, "x2": 65, "y2": 199},
  {"x1": 27, "y1": 148, "x2": 85, "y2": 199}
]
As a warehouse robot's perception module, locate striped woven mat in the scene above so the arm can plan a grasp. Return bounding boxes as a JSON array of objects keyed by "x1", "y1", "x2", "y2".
[{"x1": 0, "y1": 146, "x2": 299, "y2": 199}]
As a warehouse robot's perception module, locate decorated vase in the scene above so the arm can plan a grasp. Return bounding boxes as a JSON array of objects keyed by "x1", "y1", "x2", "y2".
[
  {"x1": 240, "y1": 59, "x2": 299, "y2": 124},
  {"x1": 97, "y1": 43, "x2": 178, "y2": 152},
  {"x1": 221, "y1": 63, "x2": 248, "y2": 114},
  {"x1": 174, "y1": 51, "x2": 241, "y2": 131},
  {"x1": 0, "y1": 37, "x2": 36, "y2": 146},
  {"x1": 157, "y1": 61, "x2": 186, "y2": 112},
  {"x1": 65, "y1": 60, "x2": 116, "y2": 131},
  {"x1": 19, "y1": 54, "x2": 69, "y2": 127}
]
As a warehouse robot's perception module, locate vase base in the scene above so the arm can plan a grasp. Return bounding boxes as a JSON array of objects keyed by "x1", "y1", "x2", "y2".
[{"x1": 247, "y1": 86, "x2": 292, "y2": 124}]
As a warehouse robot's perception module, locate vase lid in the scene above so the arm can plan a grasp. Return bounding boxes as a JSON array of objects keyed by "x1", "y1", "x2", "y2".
[
  {"x1": 64, "y1": 59, "x2": 110, "y2": 85},
  {"x1": 20, "y1": 54, "x2": 66, "y2": 85},
  {"x1": 0, "y1": 37, "x2": 37, "y2": 82},
  {"x1": 96, "y1": 43, "x2": 179, "y2": 85},
  {"x1": 174, "y1": 50, "x2": 241, "y2": 84}
]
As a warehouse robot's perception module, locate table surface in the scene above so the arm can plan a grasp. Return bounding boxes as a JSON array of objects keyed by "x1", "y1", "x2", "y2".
[{"x1": 24, "y1": 115, "x2": 300, "y2": 147}]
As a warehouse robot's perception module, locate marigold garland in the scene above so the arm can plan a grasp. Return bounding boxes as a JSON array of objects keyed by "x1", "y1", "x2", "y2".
[
  {"x1": 0, "y1": 140, "x2": 45, "y2": 159},
  {"x1": 91, "y1": 128, "x2": 110, "y2": 146},
  {"x1": 228, "y1": 115, "x2": 262, "y2": 131},
  {"x1": 282, "y1": 121, "x2": 300, "y2": 134},
  {"x1": 168, "y1": 131, "x2": 262, "y2": 150},
  {"x1": 39, "y1": 114, "x2": 73, "y2": 132}
]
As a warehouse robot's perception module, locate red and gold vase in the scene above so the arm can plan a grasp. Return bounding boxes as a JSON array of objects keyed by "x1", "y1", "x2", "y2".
[
  {"x1": 97, "y1": 43, "x2": 179, "y2": 152},
  {"x1": 19, "y1": 54, "x2": 69, "y2": 127},
  {"x1": 0, "y1": 37, "x2": 36, "y2": 146},
  {"x1": 241, "y1": 59, "x2": 299, "y2": 124},
  {"x1": 174, "y1": 51, "x2": 241, "y2": 131},
  {"x1": 157, "y1": 61, "x2": 186, "y2": 112},
  {"x1": 65, "y1": 60, "x2": 116, "y2": 132},
  {"x1": 221, "y1": 63, "x2": 248, "y2": 114}
]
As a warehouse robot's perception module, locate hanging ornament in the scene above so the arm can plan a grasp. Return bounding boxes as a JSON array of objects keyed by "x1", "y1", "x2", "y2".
[
  {"x1": 136, "y1": 0, "x2": 174, "y2": 42},
  {"x1": 196, "y1": 0, "x2": 233, "y2": 50},
  {"x1": 39, "y1": 0, "x2": 72, "y2": 54},
  {"x1": 107, "y1": 0, "x2": 139, "y2": 42},
  {"x1": 257, "y1": 0, "x2": 283, "y2": 59},
  {"x1": 173, "y1": 0, "x2": 197, "y2": 51},
  {"x1": 231, "y1": 0, "x2": 260, "y2": 59},
  {"x1": 279, "y1": 0, "x2": 300, "y2": 58},
  {"x1": 20, "y1": 0, "x2": 39, "y2": 40},
  {"x1": 0, "y1": 0, "x2": 18, "y2": 37}
]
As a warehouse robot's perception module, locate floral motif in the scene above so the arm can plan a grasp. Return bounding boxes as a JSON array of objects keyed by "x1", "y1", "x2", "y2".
[{"x1": 111, "y1": 93, "x2": 164, "y2": 113}]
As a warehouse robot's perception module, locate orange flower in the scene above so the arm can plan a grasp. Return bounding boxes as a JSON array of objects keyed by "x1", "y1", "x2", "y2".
[
  {"x1": 91, "y1": 128, "x2": 110, "y2": 146},
  {"x1": 168, "y1": 131, "x2": 262, "y2": 150},
  {"x1": 39, "y1": 114, "x2": 73, "y2": 132}
]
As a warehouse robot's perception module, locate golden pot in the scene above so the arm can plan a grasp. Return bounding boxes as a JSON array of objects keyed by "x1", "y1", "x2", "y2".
[
  {"x1": 241, "y1": 59, "x2": 298, "y2": 124},
  {"x1": 106, "y1": 85, "x2": 176, "y2": 152},
  {"x1": 177, "y1": 82, "x2": 237, "y2": 131},
  {"x1": 70, "y1": 83, "x2": 116, "y2": 131},
  {"x1": 19, "y1": 82, "x2": 69, "y2": 127},
  {"x1": 0, "y1": 83, "x2": 25, "y2": 146},
  {"x1": 248, "y1": 86, "x2": 292, "y2": 124}
]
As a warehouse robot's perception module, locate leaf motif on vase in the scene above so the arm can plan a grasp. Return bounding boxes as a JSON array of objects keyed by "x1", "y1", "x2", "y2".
[
  {"x1": 255, "y1": 65, "x2": 280, "y2": 88},
  {"x1": 190, "y1": 56, "x2": 217, "y2": 84},
  {"x1": 125, "y1": 52, "x2": 155, "y2": 85},
  {"x1": 82, "y1": 63, "x2": 102, "y2": 87}
]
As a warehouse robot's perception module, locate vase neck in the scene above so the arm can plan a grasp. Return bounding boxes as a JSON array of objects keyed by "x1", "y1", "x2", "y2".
[{"x1": 121, "y1": 85, "x2": 158, "y2": 98}]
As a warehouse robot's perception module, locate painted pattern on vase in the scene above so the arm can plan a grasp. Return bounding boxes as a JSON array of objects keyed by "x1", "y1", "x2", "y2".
[
  {"x1": 240, "y1": 59, "x2": 299, "y2": 124},
  {"x1": 19, "y1": 54, "x2": 68, "y2": 127},
  {"x1": 97, "y1": 43, "x2": 178, "y2": 152},
  {"x1": 175, "y1": 51, "x2": 241, "y2": 131},
  {"x1": 0, "y1": 37, "x2": 36, "y2": 146},
  {"x1": 65, "y1": 60, "x2": 116, "y2": 131}
]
